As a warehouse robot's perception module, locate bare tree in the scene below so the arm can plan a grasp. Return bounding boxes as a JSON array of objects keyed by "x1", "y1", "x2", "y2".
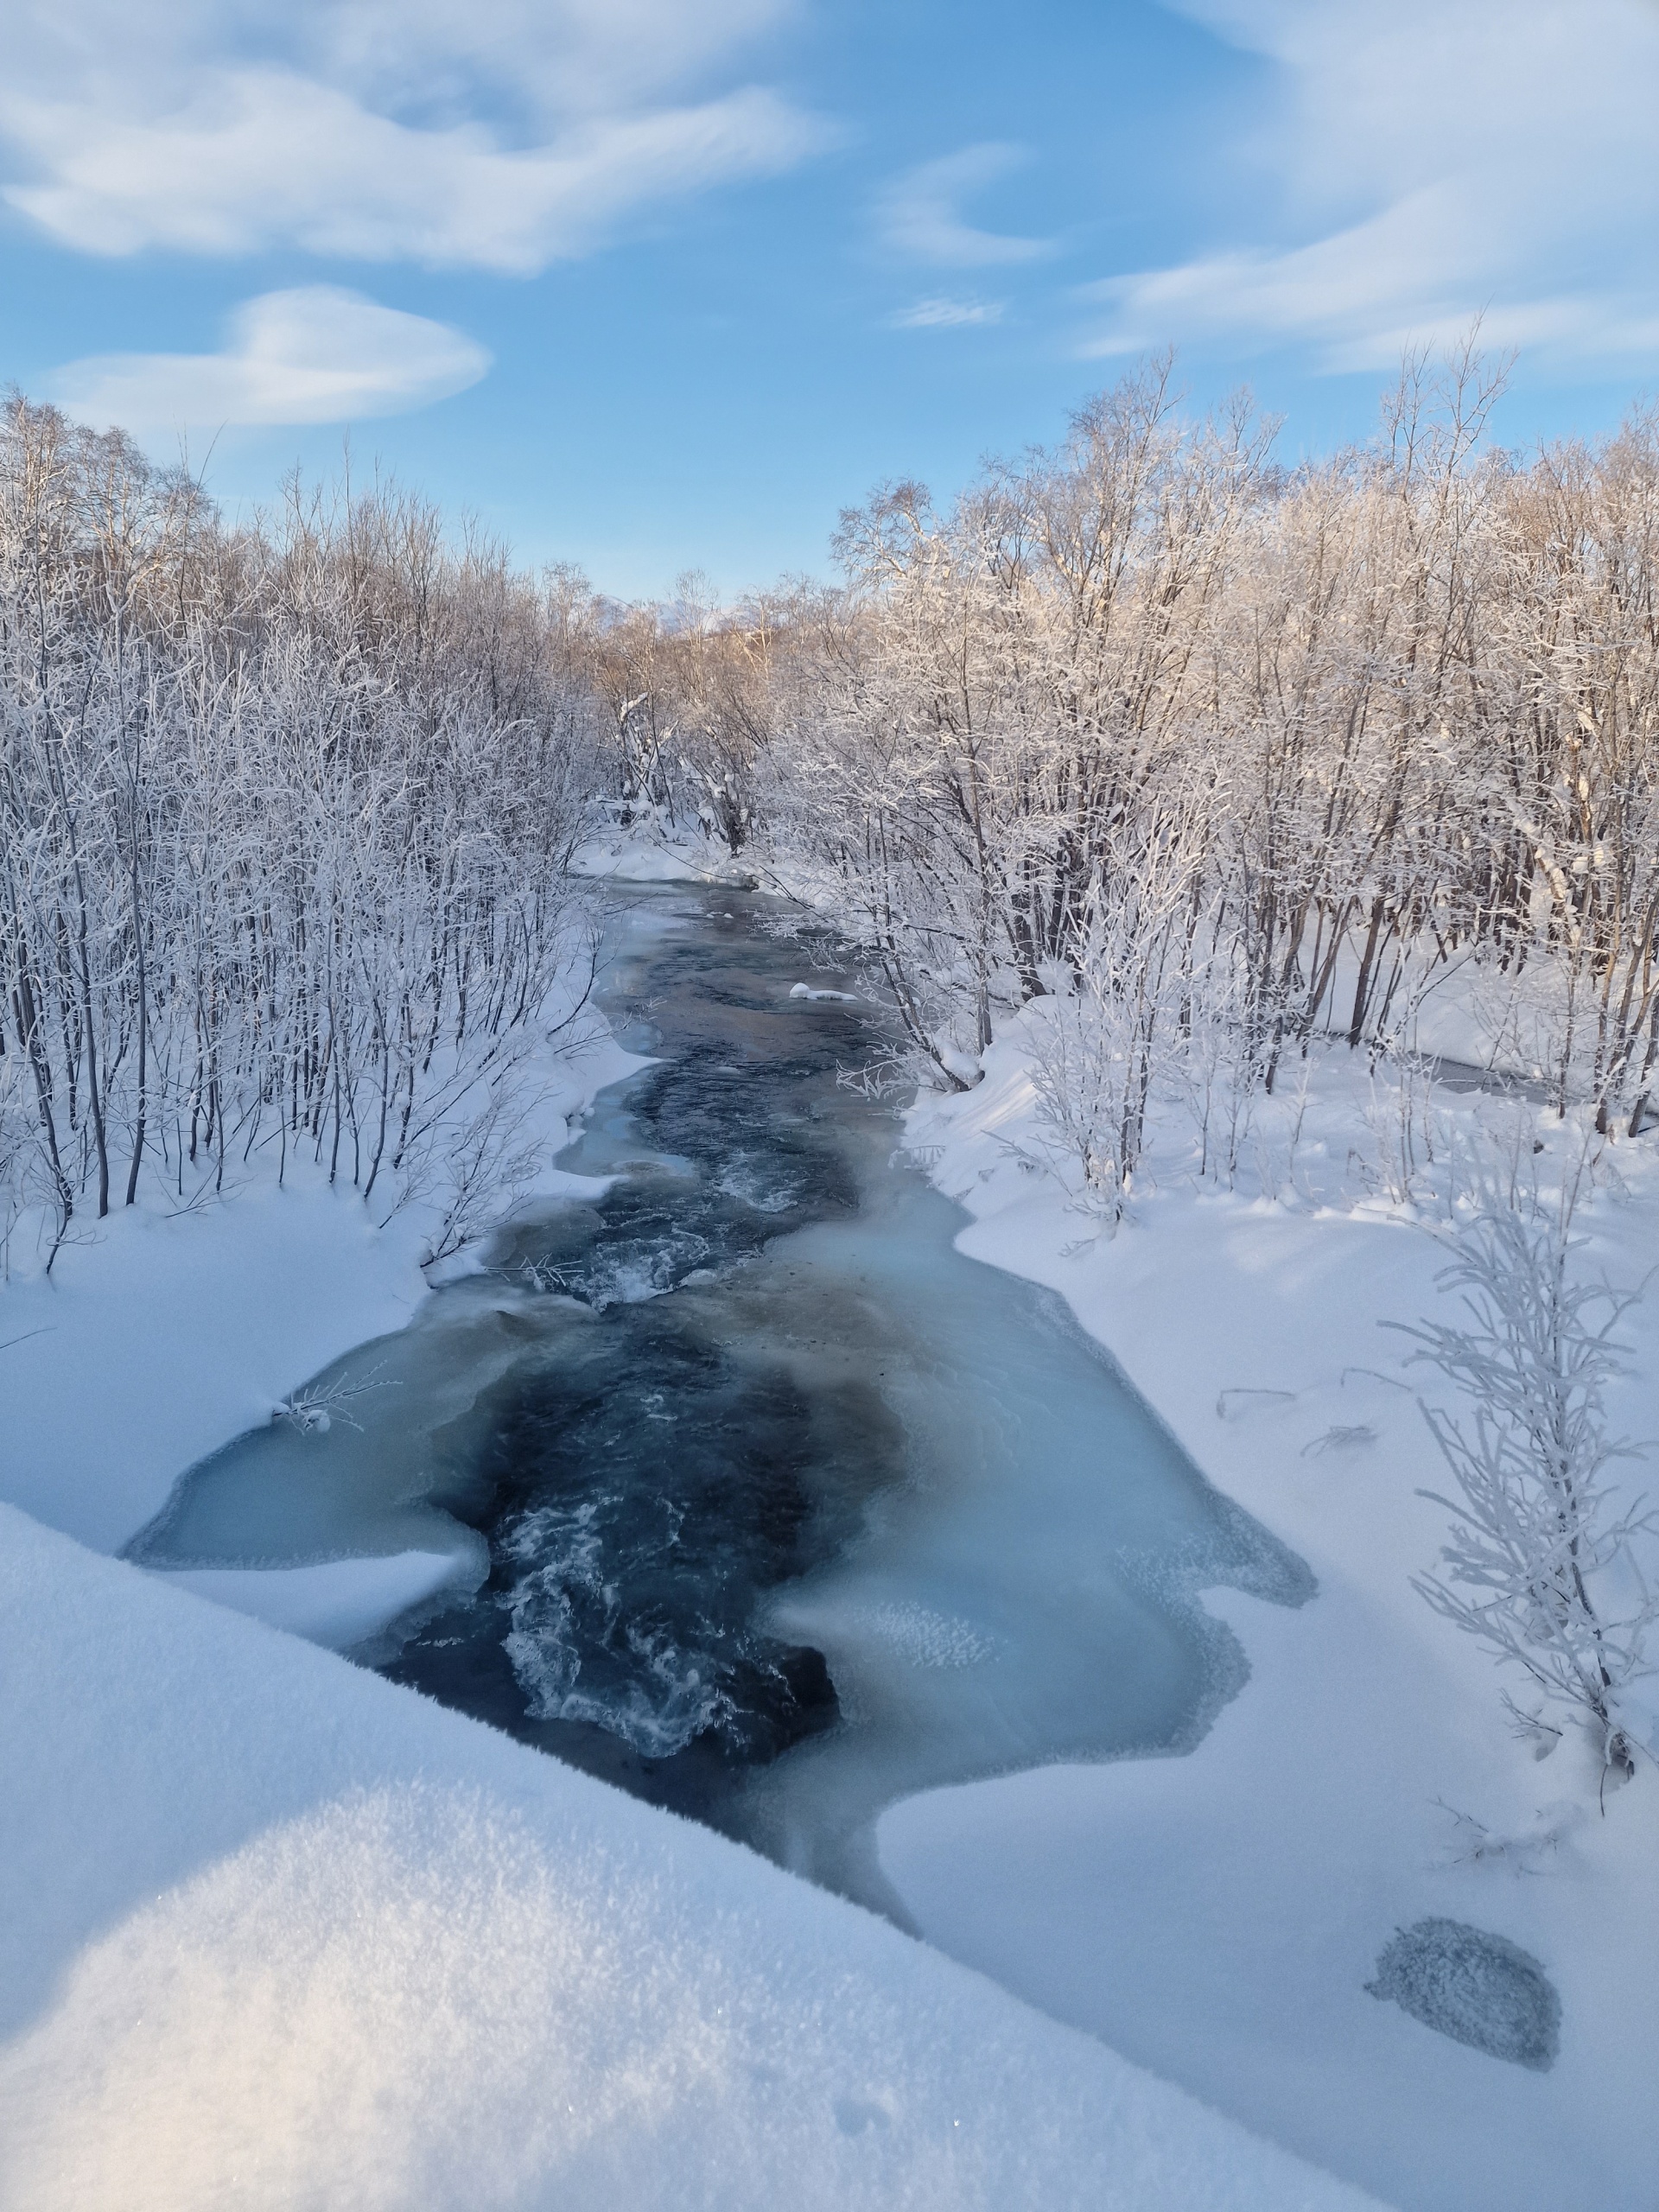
[
  {"x1": 1393, "y1": 1183, "x2": 1655, "y2": 1792},
  {"x1": 0, "y1": 393, "x2": 605, "y2": 1268}
]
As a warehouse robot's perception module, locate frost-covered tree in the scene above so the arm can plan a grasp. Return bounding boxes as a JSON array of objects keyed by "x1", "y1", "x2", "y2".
[
  {"x1": 730, "y1": 343, "x2": 1659, "y2": 1192},
  {"x1": 0, "y1": 394, "x2": 604, "y2": 1268},
  {"x1": 1024, "y1": 800, "x2": 1212, "y2": 1220},
  {"x1": 15, "y1": 340, "x2": 1659, "y2": 1267},
  {"x1": 1395, "y1": 1190, "x2": 1655, "y2": 1789}
]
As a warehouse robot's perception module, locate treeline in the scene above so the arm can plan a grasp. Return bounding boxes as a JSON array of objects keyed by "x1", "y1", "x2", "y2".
[
  {"x1": 0, "y1": 396, "x2": 601, "y2": 1265},
  {"x1": 9, "y1": 347, "x2": 1659, "y2": 1255},
  {"x1": 704, "y1": 352, "x2": 1659, "y2": 1211}
]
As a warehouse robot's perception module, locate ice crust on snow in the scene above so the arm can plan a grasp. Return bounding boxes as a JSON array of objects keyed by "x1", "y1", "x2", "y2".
[
  {"x1": 0, "y1": 1503, "x2": 1382, "y2": 2212},
  {"x1": 0, "y1": 1179, "x2": 433, "y2": 1554}
]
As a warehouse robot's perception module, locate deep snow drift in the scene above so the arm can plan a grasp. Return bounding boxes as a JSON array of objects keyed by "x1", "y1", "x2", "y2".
[{"x1": 0, "y1": 1503, "x2": 1380, "y2": 2212}]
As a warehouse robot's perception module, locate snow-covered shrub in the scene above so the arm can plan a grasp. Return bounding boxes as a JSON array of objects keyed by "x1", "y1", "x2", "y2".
[
  {"x1": 1395, "y1": 1186, "x2": 1656, "y2": 1787},
  {"x1": 1024, "y1": 822, "x2": 1205, "y2": 1219}
]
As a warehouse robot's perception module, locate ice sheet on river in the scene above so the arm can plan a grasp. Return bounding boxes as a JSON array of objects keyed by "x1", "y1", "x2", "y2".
[{"x1": 129, "y1": 890, "x2": 1313, "y2": 1909}]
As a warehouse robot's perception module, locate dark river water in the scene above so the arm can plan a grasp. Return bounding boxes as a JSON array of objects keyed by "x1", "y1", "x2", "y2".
[{"x1": 130, "y1": 888, "x2": 1312, "y2": 1912}]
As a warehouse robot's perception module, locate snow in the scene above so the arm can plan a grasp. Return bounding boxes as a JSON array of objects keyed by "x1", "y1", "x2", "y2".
[
  {"x1": 0, "y1": 894, "x2": 1382, "y2": 2209},
  {"x1": 570, "y1": 816, "x2": 759, "y2": 886},
  {"x1": 0, "y1": 1021, "x2": 640, "y2": 1561},
  {"x1": 878, "y1": 1019, "x2": 1659, "y2": 2212},
  {"x1": 147, "y1": 1550, "x2": 467, "y2": 1650},
  {"x1": 0, "y1": 1179, "x2": 432, "y2": 1554},
  {"x1": 0, "y1": 1502, "x2": 1382, "y2": 2212},
  {"x1": 9, "y1": 873, "x2": 1654, "y2": 2207},
  {"x1": 570, "y1": 833, "x2": 713, "y2": 881},
  {"x1": 789, "y1": 981, "x2": 860, "y2": 1002}
]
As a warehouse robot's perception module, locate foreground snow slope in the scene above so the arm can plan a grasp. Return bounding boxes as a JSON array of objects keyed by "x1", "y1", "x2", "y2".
[
  {"x1": 0, "y1": 1505, "x2": 1381, "y2": 2212},
  {"x1": 880, "y1": 1029, "x2": 1659, "y2": 2212}
]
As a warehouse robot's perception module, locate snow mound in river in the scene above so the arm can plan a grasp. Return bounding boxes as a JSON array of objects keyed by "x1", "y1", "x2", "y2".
[{"x1": 0, "y1": 1503, "x2": 1382, "y2": 2212}]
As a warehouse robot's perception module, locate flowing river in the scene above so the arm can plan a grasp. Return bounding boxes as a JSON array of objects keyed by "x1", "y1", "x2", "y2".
[{"x1": 130, "y1": 887, "x2": 1312, "y2": 1916}]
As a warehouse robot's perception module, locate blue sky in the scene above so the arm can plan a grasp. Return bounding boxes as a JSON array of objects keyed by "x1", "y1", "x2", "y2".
[{"x1": 4, "y1": 0, "x2": 1658, "y2": 598}]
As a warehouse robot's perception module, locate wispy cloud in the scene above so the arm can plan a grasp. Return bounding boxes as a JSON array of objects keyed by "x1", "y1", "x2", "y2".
[
  {"x1": 888, "y1": 296, "x2": 1005, "y2": 330},
  {"x1": 48, "y1": 289, "x2": 491, "y2": 429},
  {"x1": 0, "y1": 0, "x2": 830, "y2": 271},
  {"x1": 1084, "y1": 0, "x2": 1659, "y2": 371},
  {"x1": 877, "y1": 145, "x2": 1055, "y2": 270}
]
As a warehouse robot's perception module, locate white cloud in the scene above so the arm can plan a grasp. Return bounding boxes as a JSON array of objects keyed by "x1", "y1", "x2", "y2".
[
  {"x1": 1084, "y1": 0, "x2": 1659, "y2": 370},
  {"x1": 48, "y1": 289, "x2": 491, "y2": 429},
  {"x1": 888, "y1": 296, "x2": 1005, "y2": 330},
  {"x1": 877, "y1": 146, "x2": 1055, "y2": 270},
  {"x1": 0, "y1": 1, "x2": 827, "y2": 271}
]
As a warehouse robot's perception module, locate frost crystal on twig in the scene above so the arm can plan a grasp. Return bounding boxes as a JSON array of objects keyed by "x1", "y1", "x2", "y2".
[{"x1": 274, "y1": 1363, "x2": 400, "y2": 1436}]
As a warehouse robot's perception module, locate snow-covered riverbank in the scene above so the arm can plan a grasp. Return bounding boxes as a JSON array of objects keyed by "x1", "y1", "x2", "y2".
[
  {"x1": 0, "y1": 1014, "x2": 641, "y2": 1640},
  {"x1": 5, "y1": 861, "x2": 1656, "y2": 2210},
  {"x1": 880, "y1": 1019, "x2": 1659, "y2": 2212},
  {"x1": 0, "y1": 906, "x2": 1383, "y2": 2208}
]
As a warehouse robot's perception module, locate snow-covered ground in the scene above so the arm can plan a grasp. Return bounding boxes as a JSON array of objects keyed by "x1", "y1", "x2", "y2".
[
  {"x1": 880, "y1": 1016, "x2": 1659, "y2": 2212},
  {"x1": 4, "y1": 856, "x2": 1653, "y2": 2209},
  {"x1": 0, "y1": 1014, "x2": 640, "y2": 1621},
  {"x1": 0, "y1": 1502, "x2": 1381, "y2": 2212},
  {"x1": 569, "y1": 808, "x2": 760, "y2": 887},
  {"x1": 0, "y1": 899, "x2": 1378, "y2": 2211},
  {"x1": 156, "y1": 1551, "x2": 467, "y2": 1651},
  {"x1": 1, "y1": 1177, "x2": 432, "y2": 1554}
]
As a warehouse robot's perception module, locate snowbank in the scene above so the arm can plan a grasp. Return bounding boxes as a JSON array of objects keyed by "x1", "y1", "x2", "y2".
[
  {"x1": 0, "y1": 1024, "x2": 639, "y2": 1560},
  {"x1": 148, "y1": 1551, "x2": 467, "y2": 1651},
  {"x1": 570, "y1": 818, "x2": 759, "y2": 886},
  {"x1": 879, "y1": 1026, "x2": 1659, "y2": 2212},
  {"x1": 0, "y1": 1178, "x2": 432, "y2": 1554},
  {"x1": 0, "y1": 1503, "x2": 1380, "y2": 2212}
]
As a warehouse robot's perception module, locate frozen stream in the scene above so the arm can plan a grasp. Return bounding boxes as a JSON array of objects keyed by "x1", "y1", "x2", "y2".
[{"x1": 130, "y1": 889, "x2": 1312, "y2": 1914}]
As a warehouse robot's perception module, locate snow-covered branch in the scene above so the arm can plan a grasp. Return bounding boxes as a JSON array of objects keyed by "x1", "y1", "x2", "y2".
[
  {"x1": 1394, "y1": 1186, "x2": 1656, "y2": 1788},
  {"x1": 0, "y1": 396, "x2": 605, "y2": 1266}
]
